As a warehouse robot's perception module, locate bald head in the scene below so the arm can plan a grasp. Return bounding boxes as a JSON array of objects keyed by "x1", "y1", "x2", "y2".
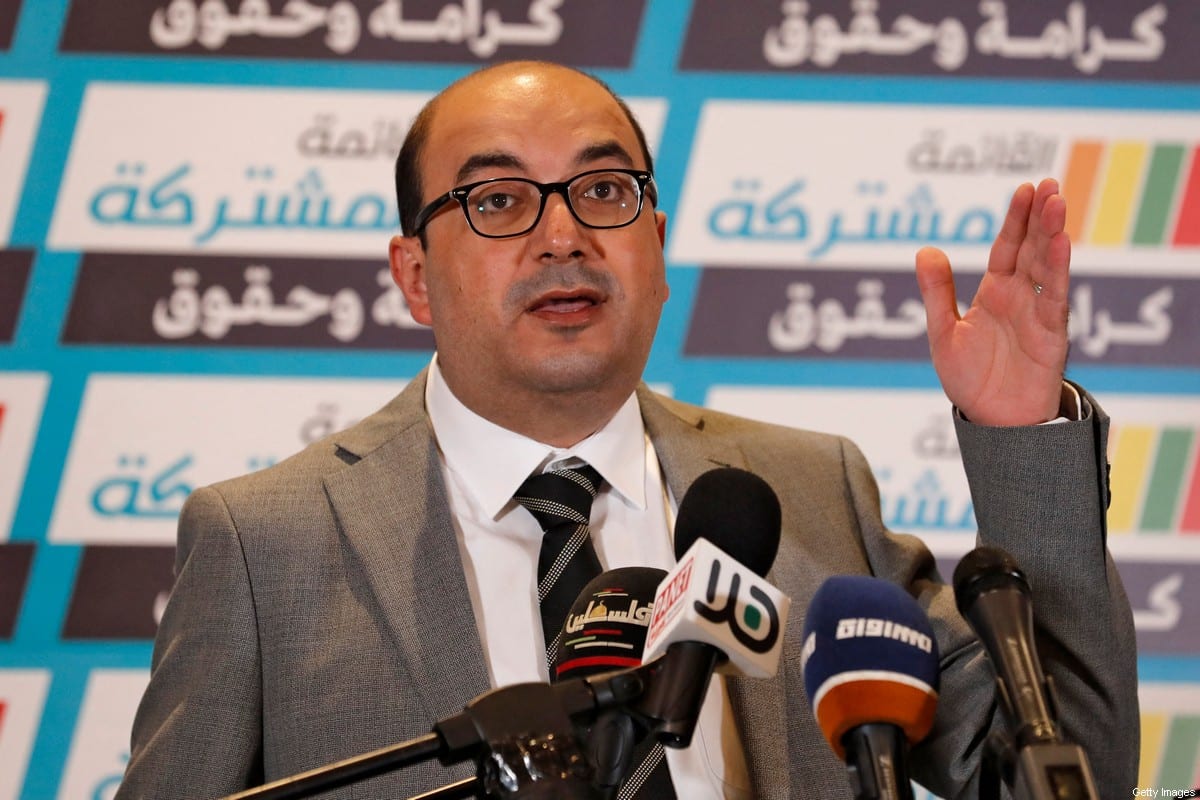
[{"x1": 394, "y1": 61, "x2": 655, "y2": 238}]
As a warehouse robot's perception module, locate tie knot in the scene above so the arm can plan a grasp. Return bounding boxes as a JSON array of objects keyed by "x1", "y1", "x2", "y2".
[{"x1": 514, "y1": 464, "x2": 604, "y2": 532}]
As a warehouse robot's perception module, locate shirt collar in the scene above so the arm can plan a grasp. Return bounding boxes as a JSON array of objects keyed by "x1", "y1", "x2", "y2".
[{"x1": 424, "y1": 356, "x2": 648, "y2": 520}]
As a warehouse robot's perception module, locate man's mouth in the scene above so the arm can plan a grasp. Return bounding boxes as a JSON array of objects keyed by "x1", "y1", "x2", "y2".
[{"x1": 528, "y1": 289, "x2": 604, "y2": 315}]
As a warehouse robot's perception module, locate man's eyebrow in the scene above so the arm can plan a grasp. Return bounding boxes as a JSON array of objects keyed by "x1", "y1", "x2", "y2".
[
  {"x1": 454, "y1": 152, "x2": 527, "y2": 185},
  {"x1": 452, "y1": 141, "x2": 637, "y2": 185},
  {"x1": 575, "y1": 141, "x2": 636, "y2": 168}
]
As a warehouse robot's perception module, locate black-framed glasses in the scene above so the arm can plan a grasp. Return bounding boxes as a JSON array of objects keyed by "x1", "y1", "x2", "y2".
[{"x1": 410, "y1": 168, "x2": 657, "y2": 239}]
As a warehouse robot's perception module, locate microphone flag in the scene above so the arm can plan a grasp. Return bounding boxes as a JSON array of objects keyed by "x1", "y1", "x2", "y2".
[{"x1": 643, "y1": 537, "x2": 790, "y2": 678}]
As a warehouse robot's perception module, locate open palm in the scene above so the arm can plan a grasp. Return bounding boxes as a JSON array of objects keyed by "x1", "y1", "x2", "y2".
[{"x1": 916, "y1": 179, "x2": 1071, "y2": 426}]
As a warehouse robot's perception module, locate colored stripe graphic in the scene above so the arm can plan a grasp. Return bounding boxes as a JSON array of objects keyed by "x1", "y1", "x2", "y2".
[
  {"x1": 1063, "y1": 140, "x2": 1104, "y2": 243},
  {"x1": 1139, "y1": 711, "x2": 1200, "y2": 788},
  {"x1": 1181, "y1": 441, "x2": 1200, "y2": 534},
  {"x1": 1158, "y1": 715, "x2": 1200, "y2": 787},
  {"x1": 1063, "y1": 139, "x2": 1200, "y2": 247},
  {"x1": 1173, "y1": 145, "x2": 1200, "y2": 246},
  {"x1": 1140, "y1": 427, "x2": 1195, "y2": 532},
  {"x1": 1110, "y1": 425, "x2": 1200, "y2": 535},
  {"x1": 1138, "y1": 711, "x2": 1168, "y2": 789},
  {"x1": 1090, "y1": 141, "x2": 1147, "y2": 246},
  {"x1": 1133, "y1": 144, "x2": 1186, "y2": 246},
  {"x1": 1108, "y1": 425, "x2": 1156, "y2": 533}
]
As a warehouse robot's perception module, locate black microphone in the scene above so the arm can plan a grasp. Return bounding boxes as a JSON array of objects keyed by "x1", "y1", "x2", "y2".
[
  {"x1": 953, "y1": 546, "x2": 1058, "y2": 747},
  {"x1": 673, "y1": 465, "x2": 782, "y2": 573},
  {"x1": 552, "y1": 567, "x2": 667, "y2": 798},
  {"x1": 638, "y1": 467, "x2": 787, "y2": 747},
  {"x1": 553, "y1": 567, "x2": 666, "y2": 682},
  {"x1": 953, "y1": 546, "x2": 1099, "y2": 800}
]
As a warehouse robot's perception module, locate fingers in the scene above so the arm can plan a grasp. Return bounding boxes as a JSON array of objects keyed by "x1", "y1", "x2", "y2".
[
  {"x1": 986, "y1": 182, "x2": 1035, "y2": 277},
  {"x1": 915, "y1": 245, "x2": 958, "y2": 347},
  {"x1": 987, "y1": 178, "x2": 1071, "y2": 295},
  {"x1": 1027, "y1": 178, "x2": 1066, "y2": 261},
  {"x1": 1023, "y1": 184, "x2": 1072, "y2": 305}
]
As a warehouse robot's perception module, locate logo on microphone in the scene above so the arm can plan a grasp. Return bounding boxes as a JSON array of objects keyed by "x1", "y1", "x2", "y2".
[
  {"x1": 564, "y1": 594, "x2": 653, "y2": 634},
  {"x1": 694, "y1": 559, "x2": 781, "y2": 654},
  {"x1": 834, "y1": 616, "x2": 934, "y2": 654},
  {"x1": 646, "y1": 556, "x2": 695, "y2": 644}
]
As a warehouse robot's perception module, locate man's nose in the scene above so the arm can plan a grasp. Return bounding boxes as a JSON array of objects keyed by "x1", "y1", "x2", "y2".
[{"x1": 531, "y1": 191, "x2": 587, "y2": 261}]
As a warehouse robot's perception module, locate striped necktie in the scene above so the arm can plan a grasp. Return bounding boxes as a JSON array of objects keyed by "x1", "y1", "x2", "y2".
[
  {"x1": 514, "y1": 463, "x2": 605, "y2": 670},
  {"x1": 514, "y1": 464, "x2": 676, "y2": 799}
]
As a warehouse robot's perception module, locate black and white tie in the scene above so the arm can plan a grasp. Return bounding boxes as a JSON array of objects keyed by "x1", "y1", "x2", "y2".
[
  {"x1": 514, "y1": 463, "x2": 605, "y2": 670},
  {"x1": 514, "y1": 463, "x2": 676, "y2": 799}
]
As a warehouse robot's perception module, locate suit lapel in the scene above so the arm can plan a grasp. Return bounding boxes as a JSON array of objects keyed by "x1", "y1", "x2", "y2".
[
  {"x1": 324, "y1": 375, "x2": 491, "y2": 725},
  {"x1": 639, "y1": 387, "x2": 793, "y2": 800}
]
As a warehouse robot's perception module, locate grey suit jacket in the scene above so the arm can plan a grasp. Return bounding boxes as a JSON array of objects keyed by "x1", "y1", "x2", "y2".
[{"x1": 117, "y1": 374, "x2": 1138, "y2": 800}]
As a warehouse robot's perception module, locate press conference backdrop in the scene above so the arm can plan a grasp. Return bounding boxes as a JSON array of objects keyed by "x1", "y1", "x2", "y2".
[{"x1": 0, "y1": 1, "x2": 1197, "y2": 797}]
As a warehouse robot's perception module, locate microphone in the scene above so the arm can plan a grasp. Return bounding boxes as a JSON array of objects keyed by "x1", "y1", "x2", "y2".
[
  {"x1": 801, "y1": 575, "x2": 939, "y2": 800},
  {"x1": 554, "y1": 566, "x2": 666, "y2": 681},
  {"x1": 952, "y1": 546, "x2": 1055, "y2": 746},
  {"x1": 552, "y1": 567, "x2": 667, "y2": 797},
  {"x1": 673, "y1": 465, "x2": 782, "y2": 575},
  {"x1": 641, "y1": 467, "x2": 790, "y2": 747},
  {"x1": 953, "y1": 546, "x2": 1098, "y2": 800}
]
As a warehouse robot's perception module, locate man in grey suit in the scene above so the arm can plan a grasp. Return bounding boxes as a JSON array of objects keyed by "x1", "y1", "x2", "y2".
[{"x1": 117, "y1": 61, "x2": 1138, "y2": 799}]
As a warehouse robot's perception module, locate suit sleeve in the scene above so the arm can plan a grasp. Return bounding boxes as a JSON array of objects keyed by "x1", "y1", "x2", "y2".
[
  {"x1": 840, "y1": 385, "x2": 1137, "y2": 798},
  {"x1": 115, "y1": 485, "x2": 264, "y2": 800}
]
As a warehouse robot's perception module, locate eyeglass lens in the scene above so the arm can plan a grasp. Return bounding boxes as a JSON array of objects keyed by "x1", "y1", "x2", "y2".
[{"x1": 466, "y1": 171, "x2": 643, "y2": 236}]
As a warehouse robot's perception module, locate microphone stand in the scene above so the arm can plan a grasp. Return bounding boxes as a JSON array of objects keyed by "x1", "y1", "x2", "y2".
[
  {"x1": 842, "y1": 724, "x2": 913, "y2": 800},
  {"x1": 980, "y1": 719, "x2": 1099, "y2": 800},
  {"x1": 218, "y1": 667, "x2": 651, "y2": 800},
  {"x1": 1011, "y1": 742, "x2": 1099, "y2": 800},
  {"x1": 220, "y1": 733, "x2": 467, "y2": 800}
]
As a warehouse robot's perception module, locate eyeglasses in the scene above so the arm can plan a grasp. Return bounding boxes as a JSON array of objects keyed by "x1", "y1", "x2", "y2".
[{"x1": 410, "y1": 168, "x2": 657, "y2": 239}]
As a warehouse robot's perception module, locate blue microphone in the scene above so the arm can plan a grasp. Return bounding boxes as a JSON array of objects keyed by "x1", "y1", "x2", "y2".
[{"x1": 802, "y1": 575, "x2": 940, "y2": 800}]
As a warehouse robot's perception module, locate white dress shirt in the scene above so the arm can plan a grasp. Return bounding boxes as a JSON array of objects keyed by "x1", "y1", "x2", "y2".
[{"x1": 424, "y1": 357, "x2": 753, "y2": 799}]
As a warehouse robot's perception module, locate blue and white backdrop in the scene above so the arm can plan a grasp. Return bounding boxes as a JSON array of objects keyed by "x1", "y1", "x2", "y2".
[{"x1": 0, "y1": 1, "x2": 1198, "y2": 797}]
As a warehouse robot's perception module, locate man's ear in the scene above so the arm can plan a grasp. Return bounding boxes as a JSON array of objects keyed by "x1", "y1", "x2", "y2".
[{"x1": 389, "y1": 234, "x2": 433, "y2": 326}]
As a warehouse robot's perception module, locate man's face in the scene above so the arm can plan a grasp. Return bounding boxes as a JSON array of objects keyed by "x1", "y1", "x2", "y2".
[{"x1": 391, "y1": 65, "x2": 668, "y2": 421}]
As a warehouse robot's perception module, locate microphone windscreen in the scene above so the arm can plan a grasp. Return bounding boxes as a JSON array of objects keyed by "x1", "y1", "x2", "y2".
[
  {"x1": 553, "y1": 566, "x2": 667, "y2": 682},
  {"x1": 674, "y1": 467, "x2": 781, "y2": 577},
  {"x1": 952, "y1": 545, "x2": 1031, "y2": 615},
  {"x1": 801, "y1": 575, "x2": 940, "y2": 759}
]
